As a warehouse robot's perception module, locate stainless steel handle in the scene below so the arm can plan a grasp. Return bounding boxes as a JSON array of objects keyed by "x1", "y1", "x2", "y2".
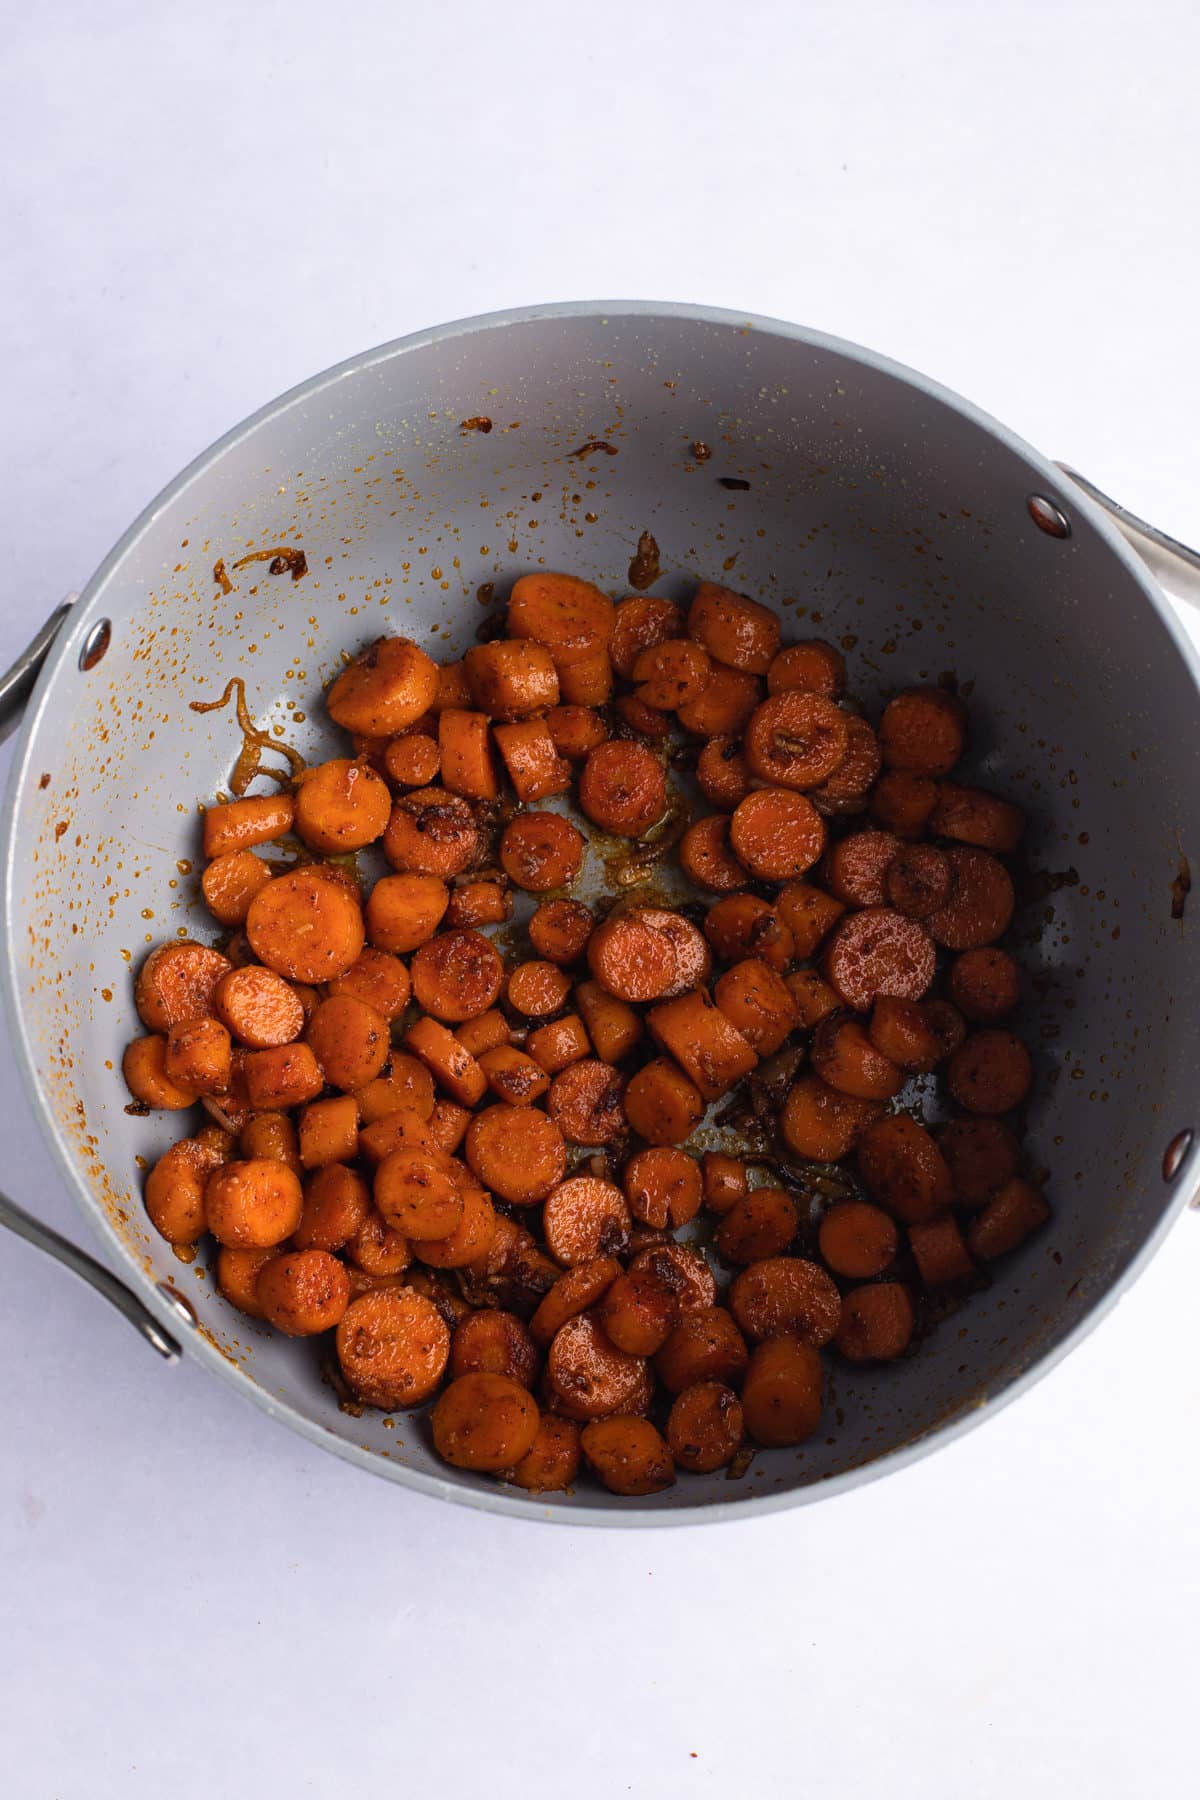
[
  {"x1": 1056, "y1": 465, "x2": 1200, "y2": 611},
  {"x1": 0, "y1": 1190, "x2": 181, "y2": 1361},
  {"x1": 1, "y1": 597, "x2": 181, "y2": 1360},
  {"x1": 0, "y1": 602, "x2": 74, "y2": 742}
]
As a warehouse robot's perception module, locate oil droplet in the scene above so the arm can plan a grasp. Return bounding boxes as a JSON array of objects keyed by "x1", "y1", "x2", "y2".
[
  {"x1": 140, "y1": 908, "x2": 154, "y2": 920},
  {"x1": 100, "y1": 988, "x2": 113, "y2": 1002},
  {"x1": 119, "y1": 948, "x2": 132, "y2": 962},
  {"x1": 430, "y1": 566, "x2": 443, "y2": 581},
  {"x1": 176, "y1": 858, "x2": 192, "y2": 875}
]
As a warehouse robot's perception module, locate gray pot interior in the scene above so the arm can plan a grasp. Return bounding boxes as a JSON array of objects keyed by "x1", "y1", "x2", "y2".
[{"x1": 7, "y1": 304, "x2": 1199, "y2": 1519}]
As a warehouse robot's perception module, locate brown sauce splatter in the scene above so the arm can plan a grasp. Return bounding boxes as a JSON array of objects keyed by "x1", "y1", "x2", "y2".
[
  {"x1": 37, "y1": 772, "x2": 50, "y2": 789},
  {"x1": 628, "y1": 530, "x2": 661, "y2": 591},
  {"x1": 460, "y1": 416, "x2": 493, "y2": 434},
  {"x1": 232, "y1": 547, "x2": 308, "y2": 581},
  {"x1": 571, "y1": 439, "x2": 619, "y2": 458},
  {"x1": 189, "y1": 677, "x2": 306, "y2": 794},
  {"x1": 212, "y1": 558, "x2": 233, "y2": 595},
  {"x1": 1171, "y1": 855, "x2": 1191, "y2": 920},
  {"x1": 476, "y1": 581, "x2": 495, "y2": 607},
  {"x1": 691, "y1": 440, "x2": 712, "y2": 462},
  {"x1": 54, "y1": 820, "x2": 69, "y2": 841},
  {"x1": 717, "y1": 477, "x2": 751, "y2": 491}
]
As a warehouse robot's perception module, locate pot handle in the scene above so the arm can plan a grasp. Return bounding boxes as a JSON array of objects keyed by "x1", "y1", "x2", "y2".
[
  {"x1": 0, "y1": 1189, "x2": 181, "y2": 1361},
  {"x1": 0, "y1": 601, "x2": 75, "y2": 743},
  {"x1": 1055, "y1": 466, "x2": 1200, "y2": 610},
  {"x1": 2, "y1": 598, "x2": 182, "y2": 1360}
]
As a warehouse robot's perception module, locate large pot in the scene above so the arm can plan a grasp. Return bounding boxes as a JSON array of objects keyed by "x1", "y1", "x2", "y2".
[{"x1": 4, "y1": 301, "x2": 1199, "y2": 1523}]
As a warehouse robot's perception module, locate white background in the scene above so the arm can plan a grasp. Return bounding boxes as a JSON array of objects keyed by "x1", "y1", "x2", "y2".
[{"x1": 3, "y1": 4, "x2": 1200, "y2": 1796}]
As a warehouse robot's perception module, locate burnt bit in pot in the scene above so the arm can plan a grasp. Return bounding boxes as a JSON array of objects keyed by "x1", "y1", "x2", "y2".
[
  {"x1": 460, "y1": 416, "x2": 493, "y2": 434},
  {"x1": 570, "y1": 439, "x2": 618, "y2": 458},
  {"x1": 231, "y1": 546, "x2": 309, "y2": 581},
  {"x1": 212, "y1": 558, "x2": 233, "y2": 595},
  {"x1": 627, "y1": 530, "x2": 661, "y2": 591}
]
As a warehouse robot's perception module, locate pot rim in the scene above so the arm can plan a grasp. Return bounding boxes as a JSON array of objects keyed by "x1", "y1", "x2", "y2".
[{"x1": 6, "y1": 297, "x2": 1199, "y2": 1526}]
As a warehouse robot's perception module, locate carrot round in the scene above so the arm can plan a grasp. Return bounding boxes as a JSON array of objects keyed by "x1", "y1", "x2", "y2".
[
  {"x1": 878, "y1": 687, "x2": 966, "y2": 776},
  {"x1": 375, "y1": 1147, "x2": 462, "y2": 1240},
  {"x1": 780, "y1": 1075, "x2": 881, "y2": 1161},
  {"x1": 529, "y1": 1256, "x2": 622, "y2": 1347},
  {"x1": 528, "y1": 897, "x2": 593, "y2": 965},
  {"x1": 305, "y1": 994, "x2": 390, "y2": 1090},
  {"x1": 678, "y1": 814, "x2": 750, "y2": 892},
  {"x1": 201, "y1": 850, "x2": 273, "y2": 927},
  {"x1": 623, "y1": 1058, "x2": 704, "y2": 1145},
  {"x1": 135, "y1": 941, "x2": 232, "y2": 1032},
  {"x1": 297, "y1": 1094, "x2": 359, "y2": 1169},
  {"x1": 383, "y1": 786, "x2": 480, "y2": 878},
  {"x1": 546, "y1": 704, "x2": 607, "y2": 761},
  {"x1": 632, "y1": 638, "x2": 711, "y2": 710},
  {"x1": 145, "y1": 1139, "x2": 214, "y2": 1244},
  {"x1": 214, "y1": 966, "x2": 304, "y2": 1049},
  {"x1": 364, "y1": 871, "x2": 449, "y2": 953},
  {"x1": 498, "y1": 812, "x2": 585, "y2": 891},
  {"x1": 504, "y1": 1414, "x2": 582, "y2": 1492},
  {"x1": 599, "y1": 1266, "x2": 683, "y2": 1355},
  {"x1": 216, "y1": 1245, "x2": 278, "y2": 1318},
  {"x1": 908, "y1": 1214, "x2": 974, "y2": 1286},
  {"x1": 824, "y1": 907, "x2": 936, "y2": 1012},
  {"x1": 775, "y1": 882, "x2": 845, "y2": 958},
  {"x1": 936, "y1": 1116, "x2": 1021, "y2": 1208},
  {"x1": 414, "y1": 1176, "x2": 497, "y2": 1269},
  {"x1": 704, "y1": 895, "x2": 794, "y2": 972},
  {"x1": 546, "y1": 1312, "x2": 648, "y2": 1420},
  {"x1": 623, "y1": 1147, "x2": 702, "y2": 1229},
  {"x1": 966, "y1": 1177, "x2": 1050, "y2": 1259},
  {"x1": 527, "y1": 1014, "x2": 591, "y2": 1076},
  {"x1": 383, "y1": 731, "x2": 441, "y2": 788},
  {"x1": 243, "y1": 1042, "x2": 324, "y2": 1110},
  {"x1": 454, "y1": 1009, "x2": 513, "y2": 1058},
  {"x1": 857, "y1": 1114, "x2": 953, "y2": 1222},
  {"x1": 687, "y1": 581, "x2": 780, "y2": 674},
  {"x1": 744, "y1": 691, "x2": 849, "y2": 789},
  {"x1": 346, "y1": 1209, "x2": 412, "y2": 1276},
  {"x1": 647, "y1": 988, "x2": 758, "y2": 1101},
  {"x1": 701, "y1": 1151, "x2": 748, "y2": 1215},
  {"x1": 543, "y1": 1176, "x2": 632, "y2": 1266},
  {"x1": 575, "y1": 980, "x2": 641, "y2": 1064},
  {"x1": 578, "y1": 740, "x2": 667, "y2": 838},
  {"x1": 450, "y1": 1310, "x2": 539, "y2": 1388},
  {"x1": 494, "y1": 719, "x2": 572, "y2": 802},
  {"x1": 464, "y1": 639, "x2": 559, "y2": 719},
  {"x1": 740, "y1": 1337, "x2": 824, "y2": 1445},
  {"x1": 507, "y1": 959, "x2": 572, "y2": 1016},
  {"x1": 885, "y1": 843, "x2": 951, "y2": 918},
  {"x1": 478, "y1": 1044, "x2": 551, "y2": 1106},
  {"x1": 948, "y1": 948, "x2": 1021, "y2": 1022},
  {"x1": 817, "y1": 1201, "x2": 899, "y2": 1279},
  {"x1": 675, "y1": 663, "x2": 762, "y2": 736},
  {"x1": 930, "y1": 781, "x2": 1025, "y2": 854},
  {"x1": 405, "y1": 1015, "x2": 486, "y2": 1106},
  {"x1": 465, "y1": 1104, "x2": 567, "y2": 1204},
  {"x1": 335, "y1": 1287, "x2": 449, "y2": 1408},
  {"x1": 122, "y1": 1035, "x2": 200, "y2": 1110},
  {"x1": 205, "y1": 1157, "x2": 303, "y2": 1248},
  {"x1": 294, "y1": 758, "x2": 391, "y2": 853},
  {"x1": 164, "y1": 1017, "x2": 232, "y2": 1095},
  {"x1": 868, "y1": 770, "x2": 939, "y2": 839},
  {"x1": 810, "y1": 715, "x2": 883, "y2": 816},
  {"x1": 326, "y1": 636, "x2": 440, "y2": 736},
  {"x1": 609, "y1": 595, "x2": 686, "y2": 678},
  {"x1": 867, "y1": 995, "x2": 942, "y2": 1071},
  {"x1": 507, "y1": 571, "x2": 615, "y2": 663},
  {"x1": 767, "y1": 638, "x2": 846, "y2": 698},
  {"x1": 835, "y1": 1282, "x2": 915, "y2": 1362},
  {"x1": 728, "y1": 1255, "x2": 842, "y2": 1345},
  {"x1": 729, "y1": 788, "x2": 825, "y2": 880},
  {"x1": 826, "y1": 830, "x2": 901, "y2": 907},
  {"x1": 712, "y1": 957, "x2": 797, "y2": 1055},
  {"x1": 327, "y1": 946, "x2": 412, "y2": 1020},
  {"x1": 245, "y1": 868, "x2": 364, "y2": 983},
  {"x1": 927, "y1": 847, "x2": 1015, "y2": 950},
  {"x1": 666, "y1": 1381, "x2": 746, "y2": 1473},
  {"x1": 580, "y1": 1417, "x2": 674, "y2": 1495},
  {"x1": 239, "y1": 1110, "x2": 302, "y2": 1170},
  {"x1": 629, "y1": 1242, "x2": 717, "y2": 1312},
  {"x1": 696, "y1": 736, "x2": 752, "y2": 811},
  {"x1": 947, "y1": 1030, "x2": 1032, "y2": 1115},
  {"x1": 257, "y1": 1249, "x2": 351, "y2": 1336},
  {"x1": 547, "y1": 1059, "x2": 627, "y2": 1145},
  {"x1": 811, "y1": 1014, "x2": 904, "y2": 1100},
  {"x1": 294, "y1": 1163, "x2": 370, "y2": 1252},
  {"x1": 714, "y1": 1188, "x2": 800, "y2": 1265},
  {"x1": 655, "y1": 1305, "x2": 748, "y2": 1395},
  {"x1": 411, "y1": 928, "x2": 504, "y2": 1022}
]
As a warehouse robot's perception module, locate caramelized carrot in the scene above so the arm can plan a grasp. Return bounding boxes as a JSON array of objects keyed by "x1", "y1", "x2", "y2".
[
  {"x1": 507, "y1": 571, "x2": 615, "y2": 664},
  {"x1": 701, "y1": 1152, "x2": 748, "y2": 1215},
  {"x1": 383, "y1": 787, "x2": 480, "y2": 878},
  {"x1": 740, "y1": 1336, "x2": 824, "y2": 1444},
  {"x1": 948, "y1": 948, "x2": 1021, "y2": 1022},
  {"x1": 835, "y1": 1282, "x2": 915, "y2": 1361},
  {"x1": 856, "y1": 1114, "x2": 953, "y2": 1222},
  {"x1": 450, "y1": 1310, "x2": 540, "y2": 1388},
  {"x1": 243, "y1": 1042, "x2": 325, "y2": 1110},
  {"x1": 375, "y1": 1147, "x2": 462, "y2": 1241},
  {"x1": 507, "y1": 959, "x2": 573, "y2": 1016},
  {"x1": 675, "y1": 663, "x2": 762, "y2": 736},
  {"x1": 437, "y1": 709, "x2": 499, "y2": 801},
  {"x1": 713, "y1": 958, "x2": 797, "y2": 1055},
  {"x1": 305, "y1": 994, "x2": 390, "y2": 1090},
  {"x1": 465, "y1": 1105, "x2": 567, "y2": 1204},
  {"x1": 546, "y1": 705, "x2": 607, "y2": 761},
  {"x1": 405, "y1": 1016, "x2": 488, "y2": 1106},
  {"x1": 578, "y1": 740, "x2": 667, "y2": 838},
  {"x1": 327, "y1": 946, "x2": 412, "y2": 1020},
  {"x1": 623, "y1": 1058, "x2": 704, "y2": 1145},
  {"x1": 214, "y1": 965, "x2": 305, "y2": 1049},
  {"x1": 632, "y1": 638, "x2": 711, "y2": 710},
  {"x1": 528, "y1": 897, "x2": 594, "y2": 965},
  {"x1": 122, "y1": 1035, "x2": 200, "y2": 1110},
  {"x1": 826, "y1": 830, "x2": 901, "y2": 907},
  {"x1": 609, "y1": 595, "x2": 686, "y2": 679},
  {"x1": 527, "y1": 1013, "x2": 591, "y2": 1075},
  {"x1": 687, "y1": 581, "x2": 780, "y2": 674},
  {"x1": 729, "y1": 788, "x2": 825, "y2": 880},
  {"x1": 678, "y1": 815, "x2": 750, "y2": 892},
  {"x1": 809, "y1": 715, "x2": 883, "y2": 817},
  {"x1": 296, "y1": 1094, "x2": 359, "y2": 1168},
  {"x1": 775, "y1": 882, "x2": 845, "y2": 958},
  {"x1": 464, "y1": 640, "x2": 559, "y2": 719},
  {"x1": 966, "y1": 1178, "x2": 1050, "y2": 1259},
  {"x1": 245, "y1": 868, "x2": 365, "y2": 983},
  {"x1": 817, "y1": 1201, "x2": 898, "y2": 1279},
  {"x1": 410, "y1": 928, "x2": 504, "y2": 1022},
  {"x1": 547, "y1": 1059, "x2": 627, "y2": 1145},
  {"x1": 364, "y1": 871, "x2": 449, "y2": 953},
  {"x1": 326, "y1": 636, "x2": 440, "y2": 736},
  {"x1": 908, "y1": 1214, "x2": 974, "y2": 1286},
  {"x1": 623, "y1": 1147, "x2": 702, "y2": 1229},
  {"x1": 696, "y1": 736, "x2": 753, "y2": 810},
  {"x1": 767, "y1": 639, "x2": 846, "y2": 698},
  {"x1": 477, "y1": 1045, "x2": 551, "y2": 1106},
  {"x1": 935, "y1": 1116, "x2": 1021, "y2": 1208},
  {"x1": 704, "y1": 895, "x2": 794, "y2": 972},
  {"x1": 581, "y1": 1417, "x2": 674, "y2": 1494},
  {"x1": 713, "y1": 1188, "x2": 800, "y2": 1264},
  {"x1": 868, "y1": 770, "x2": 938, "y2": 839},
  {"x1": 383, "y1": 731, "x2": 441, "y2": 788},
  {"x1": 824, "y1": 907, "x2": 936, "y2": 1011},
  {"x1": 294, "y1": 1163, "x2": 370, "y2": 1251},
  {"x1": 811, "y1": 1014, "x2": 904, "y2": 1100},
  {"x1": 494, "y1": 719, "x2": 572, "y2": 802},
  {"x1": 202, "y1": 793, "x2": 295, "y2": 858},
  {"x1": 744, "y1": 691, "x2": 849, "y2": 789},
  {"x1": 258, "y1": 1249, "x2": 351, "y2": 1335},
  {"x1": 728, "y1": 1255, "x2": 842, "y2": 1345},
  {"x1": 335, "y1": 1287, "x2": 449, "y2": 1408},
  {"x1": 780, "y1": 1075, "x2": 881, "y2": 1161},
  {"x1": 499, "y1": 812, "x2": 585, "y2": 891},
  {"x1": 135, "y1": 942, "x2": 232, "y2": 1032},
  {"x1": 205, "y1": 1157, "x2": 303, "y2": 1248},
  {"x1": 294, "y1": 758, "x2": 391, "y2": 853},
  {"x1": 164, "y1": 1017, "x2": 232, "y2": 1095},
  {"x1": 946, "y1": 1030, "x2": 1033, "y2": 1115},
  {"x1": 201, "y1": 850, "x2": 273, "y2": 927},
  {"x1": 575, "y1": 981, "x2": 641, "y2": 1064},
  {"x1": 878, "y1": 687, "x2": 966, "y2": 776},
  {"x1": 931, "y1": 782, "x2": 1025, "y2": 854},
  {"x1": 647, "y1": 989, "x2": 758, "y2": 1101},
  {"x1": 667, "y1": 1382, "x2": 745, "y2": 1473}
]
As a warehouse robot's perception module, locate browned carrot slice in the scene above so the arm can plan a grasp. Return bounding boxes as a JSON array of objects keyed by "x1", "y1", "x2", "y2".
[
  {"x1": 817, "y1": 1201, "x2": 899, "y2": 1279},
  {"x1": 405, "y1": 1016, "x2": 487, "y2": 1106},
  {"x1": 908, "y1": 1214, "x2": 974, "y2": 1285},
  {"x1": 294, "y1": 1163, "x2": 370, "y2": 1251},
  {"x1": 327, "y1": 947, "x2": 412, "y2": 1020},
  {"x1": 453, "y1": 1009, "x2": 512, "y2": 1057},
  {"x1": 811, "y1": 1014, "x2": 904, "y2": 1100},
  {"x1": 647, "y1": 989, "x2": 758, "y2": 1101},
  {"x1": 294, "y1": 758, "x2": 391, "y2": 853},
  {"x1": 712, "y1": 958, "x2": 797, "y2": 1055},
  {"x1": 867, "y1": 995, "x2": 942, "y2": 1071},
  {"x1": 729, "y1": 788, "x2": 826, "y2": 880},
  {"x1": 655, "y1": 1306, "x2": 748, "y2": 1395},
  {"x1": 494, "y1": 719, "x2": 572, "y2": 802},
  {"x1": 464, "y1": 640, "x2": 559, "y2": 719},
  {"x1": 701, "y1": 1152, "x2": 748, "y2": 1215},
  {"x1": 504, "y1": 1414, "x2": 582, "y2": 1492},
  {"x1": 779, "y1": 1074, "x2": 881, "y2": 1160},
  {"x1": 744, "y1": 691, "x2": 849, "y2": 789},
  {"x1": 835, "y1": 1283, "x2": 915, "y2": 1362},
  {"x1": 547, "y1": 1059, "x2": 627, "y2": 1145},
  {"x1": 623, "y1": 1058, "x2": 704, "y2": 1145},
  {"x1": 243, "y1": 1042, "x2": 325, "y2": 1110},
  {"x1": 878, "y1": 687, "x2": 966, "y2": 776},
  {"x1": 450, "y1": 1309, "x2": 540, "y2": 1388},
  {"x1": 546, "y1": 705, "x2": 607, "y2": 761},
  {"x1": 543, "y1": 1176, "x2": 632, "y2": 1266},
  {"x1": 375, "y1": 1147, "x2": 462, "y2": 1240},
  {"x1": 775, "y1": 882, "x2": 845, "y2": 958},
  {"x1": 704, "y1": 895, "x2": 794, "y2": 971},
  {"x1": 383, "y1": 786, "x2": 480, "y2": 877},
  {"x1": 205, "y1": 1157, "x2": 303, "y2": 1248},
  {"x1": 609, "y1": 595, "x2": 686, "y2": 679},
  {"x1": 507, "y1": 571, "x2": 615, "y2": 663},
  {"x1": 824, "y1": 907, "x2": 936, "y2": 1011},
  {"x1": 326, "y1": 636, "x2": 440, "y2": 736},
  {"x1": 580, "y1": 1417, "x2": 675, "y2": 1494},
  {"x1": 947, "y1": 948, "x2": 1021, "y2": 1022},
  {"x1": 946, "y1": 1030, "x2": 1032, "y2": 1115},
  {"x1": 506, "y1": 959, "x2": 573, "y2": 1016},
  {"x1": 678, "y1": 814, "x2": 750, "y2": 892},
  {"x1": 931, "y1": 781, "x2": 1025, "y2": 854},
  {"x1": 728, "y1": 1255, "x2": 842, "y2": 1344},
  {"x1": 245, "y1": 869, "x2": 365, "y2": 983},
  {"x1": 926, "y1": 847, "x2": 1014, "y2": 950},
  {"x1": 578, "y1": 740, "x2": 667, "y2": 838},
  {"x1": 305, "y1": 994, "x2": 390, "y2": 1090},
  {"x1": 364, "y1": 871, "x2": 449, "y2": 953},
  {"x1": 297, "y1": 1094, "x2": 359, "y2": 1168},
  {"x1": 528, "y1": 898, "x2": 594, "y2": 964},
  {"x1": 477, "y1": 1045, "x2": 552, "y2": 1106},
  {"x1": 826, "y1": 830, "x2": 901, "y2": 906},
  {"x1": 713, "y1": 1188, "x2": 800, "y2": 1265},
  {"x1": 623, "y1": 1147, "x2": 702, "y2": 1229},
  {"x1": 868, "y1": 769, "x2": 939, "y2": 838},
  {"x1": 335, "y1": 1287, "x2": 449, "y2": 1407},
  {"x1": 740, "y1": 1336, "x2": 824, "y2": 1444},
  {"x1": 526, "y1": 1014, "x2": 591, "y2": 1075},
  {"x1": 966, "y1": 1178, "x2": 1050, "y2": 1259},
  {"x1": 164, "y1": 1017, "x2": 232, "y2": 1095},
  {"x1": 529, "y1": 1256, "x2": 623, "y2": 1348},
  {"x1": 545, "y1": 1313, "x2": 648, "y2": 1420},
  {"x1": 856, "y1": 1114, "x2": 953, "y2": 1222},
  {"x1": 257, "y1": 1249, "x2": 351, "y2": 1336},
  {"x1": 214, "y1": 966, "x2": 304, "y2": 1049},
  {"x1": 410, "y1": 928, "x2": 504, "y2": 1022},
  {"x1": 809, "y1": 715, "x2": 883, "y2": 817},
  {"x1": 675, "y1": 664, "x2": 762, "y2": 736},
  {"x1": 498, "y1": 813, "x2": 585, "y2": 891},
  {"x1": 935, "y1": 1117, "x2": 1021, "y2": 1208},
  {"x1": 135, "y1": 942, "x2": 232, "y2": 1032},
  {"x1": 632, "y1": 638, "x2": 711, "y2": 710},
  {"x1": 666, "y1": 1381, "x2": 745, "y2": 1473},
  {"x1": 201, "y1": 850, "x2": 273, "y2": 927},
  {"x1": 384, "y1": 732, "x2": 441, "y2": 788},
  {"x1": 767, "y1": 639, "x2": 846, "y2": 698},
  {"x1": 629, "y1": 1242, "x2": 716, "y2": 1311},
  {"x1": 437, "y1": 709, "x2": 499, "y2": 801},
  {"x1": 696, "y1": 736, "x2": 753, "y2": 811},
  {"x1": 687, "y1": 581, "x2": 780, "y2": 674},
  {"x1": 464, "y1": 1105, "x2": 567, "y2": 1204},
  {"x1": 202, "y1": 793, "x2": 295, "y2": 858},
  {"x1": 786, "y1": 965, "x2": 842, "y2": 1030}
]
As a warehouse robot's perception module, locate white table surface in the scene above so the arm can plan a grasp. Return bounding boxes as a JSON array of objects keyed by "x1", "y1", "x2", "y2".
[{"x1": 3, "y1": 4, "x2": 1200, "y2": 1795}]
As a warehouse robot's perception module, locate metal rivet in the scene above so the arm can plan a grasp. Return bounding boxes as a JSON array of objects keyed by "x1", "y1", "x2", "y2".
[
  {"x1": 1162, "y1": 1129, "x2": 1194, "y2": 1182},
  {"x1": 1028, "y1": 494, "x2": 1071, "y2": 539},
  {"x1": 79, "y1": 618, "x2": 112, "y2": 671},
  {"x1": 156, "y1": 1282, "x2": 199, "y2": 1327}
]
